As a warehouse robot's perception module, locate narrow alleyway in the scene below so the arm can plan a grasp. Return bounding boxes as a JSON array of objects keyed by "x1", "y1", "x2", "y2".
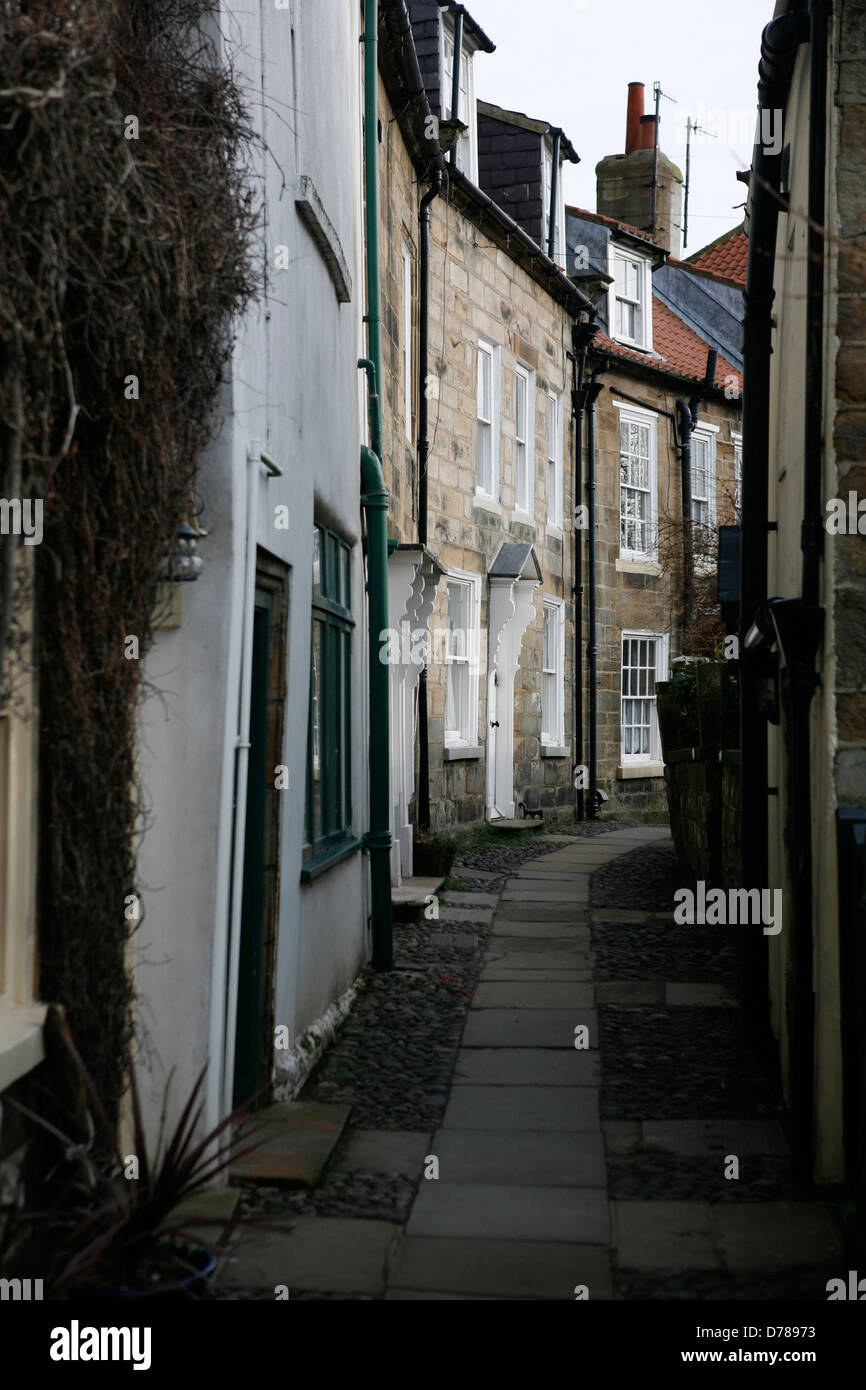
[{"x1": 214, "y1": 825, "x2": 846, "y2": 1301}]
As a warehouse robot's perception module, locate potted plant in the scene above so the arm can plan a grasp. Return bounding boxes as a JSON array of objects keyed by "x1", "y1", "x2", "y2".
[{"x1": 0, "y1": 1018, "x2": 265, "y2": 1300}]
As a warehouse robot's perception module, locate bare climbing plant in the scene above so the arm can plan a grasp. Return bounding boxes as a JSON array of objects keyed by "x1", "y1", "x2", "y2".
[{"x1": 0, "y1": 0, "x2": 260, "y2": 1123}]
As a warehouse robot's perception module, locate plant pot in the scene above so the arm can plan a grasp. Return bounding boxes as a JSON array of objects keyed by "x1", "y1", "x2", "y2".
[
  {"x1": 73, "y1": 1239, "x2": 217, "y2": 1302},
  {"x1": 412, "y1": 836, "x2": 457, "y2": 878}
]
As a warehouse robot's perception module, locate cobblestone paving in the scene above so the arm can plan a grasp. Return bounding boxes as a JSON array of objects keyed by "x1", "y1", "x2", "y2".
[
  {"x1": 224, "y1": 822, "x2": 847, "y2": 1301},
  {"x1": 593, "y1": 841, "x2": 846, "y2": 1299}
]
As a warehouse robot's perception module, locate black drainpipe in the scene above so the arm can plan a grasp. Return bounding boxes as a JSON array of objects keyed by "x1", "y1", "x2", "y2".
[
  {"x1": 547, "y1": 129, "x2": 561, "y2": 261},
  {"x1": 416, "y1": 170, "x2": 444, "y2": 831},
  {"x1": 448, "y1": 6, "x2": 464, "y2": 168},
  {"x1": 572, "y1": 318, "x2": 595, "y2": 819},
  {"x1": 740, "y1": 4, "x2": 807, "y2": 1045},
  {"x1": 585, "y1": 362, "x2": 606, "y2": 819},
  {"x1": 676, "y1": 399, "x2": 695, "y2": 645},
  {"x1": 782, "y1": 0, "x2": 827, "y2": 1181},
  {"x1": 676, "y1": 349, "x2": 717, "y2": 644}
]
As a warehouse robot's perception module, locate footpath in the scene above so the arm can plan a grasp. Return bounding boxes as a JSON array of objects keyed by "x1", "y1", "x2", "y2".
[{"x1": 209, "y1": 825, "x2": 845, "y2": 1300}]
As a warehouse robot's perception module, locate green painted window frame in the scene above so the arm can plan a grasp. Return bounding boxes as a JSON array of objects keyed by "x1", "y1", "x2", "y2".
[{"x1": 303, "y1": 524, "x2": 356, "y2": 877}]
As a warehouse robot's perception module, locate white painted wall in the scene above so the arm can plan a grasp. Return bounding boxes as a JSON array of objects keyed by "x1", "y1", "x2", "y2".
[{"x1": 136, "y1": 0, "x2": 370, "y2": 1145}]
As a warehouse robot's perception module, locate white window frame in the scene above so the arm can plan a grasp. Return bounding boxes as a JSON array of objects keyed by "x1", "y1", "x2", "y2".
[
  {"x1": 615, "y1": 400, "x2": 658, "y2": 561},
  {"x1": 514, "y1": 362, "x2": 535, "y2": 516},
  {"x1": 441, "y1": 15, "x2": 478, "y2": 183},
  {"x1": 402, "y1": 238, "x2": 413, "y2": 443},
  {"x1": 542, "y1": 137, "x2": 566, "y2": 267},
  {"x1": 476, "y1": 337, "x2": 501, "y2": 503},
  {"x1": 620, "y1": 630, "x2": 668, "y2": 766},
  {"x1": 607, "y1": 243, "x2": 653, "y2": 352},
  {"x1": 443, "y1": 567, "x2": 481, "y2": 748},
  {"x1": 541, "y1": 596, "x2": 565, "y2": 747},
  {"x1": 545, "y1": 389, "x2": 563, "y2": 529},
  {"x1": 690, "y1": 423, "x2": 718, "y2": 530},
  {"x1": 731, "y1": 429, "x2": 743, "y2": 513}
]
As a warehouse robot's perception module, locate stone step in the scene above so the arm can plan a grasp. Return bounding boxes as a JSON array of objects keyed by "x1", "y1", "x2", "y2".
[{"x1": 230, "y1": 1101, "x2": 350, "y2": 1188}]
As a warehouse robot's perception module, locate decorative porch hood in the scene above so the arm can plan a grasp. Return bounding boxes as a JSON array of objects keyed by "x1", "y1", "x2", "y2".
[{"x1": 387, "y1": 543, "x2": 443, "y2": 884}]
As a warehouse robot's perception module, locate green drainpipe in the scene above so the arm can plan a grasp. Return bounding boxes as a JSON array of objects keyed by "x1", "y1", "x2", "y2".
[{"x1": 360, "y1": 0, "x2": 393, "y2": 971}]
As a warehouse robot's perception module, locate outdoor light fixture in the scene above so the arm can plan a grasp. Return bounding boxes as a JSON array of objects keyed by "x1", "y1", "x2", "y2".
[{"x1": 164, "y1": 520, "x2": 205, "y2": 583}]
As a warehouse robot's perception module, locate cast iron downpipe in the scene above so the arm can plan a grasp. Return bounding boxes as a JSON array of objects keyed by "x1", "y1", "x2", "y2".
[
  {"x1": 416, "y1": 170, "x2": 444, "y2": 830},
  {"x1": 740, "y1": 4, "x2": 806, "y2": 1038},
  {"x1": 676, "y1": 398, "x2": 696, "y2": 642},
  {"x1": 571, "y1": 318, "x2": 595, "y2": 819},
  {"x1": 547, "y1": 129, "x2": 561, "y2": 261},
  {"x1": 676, "y1": 349, "x2": 716, "y2": 643},
  {"x1": 584, "y1": 364, "x2": 606, "y2": 819},
  {"x1": 360, "y1": 0, "x2": 393, "y2": 971},
  {"x1": 780, "y1": 0, "x2": 828, "y2": 1180},
  {"x1": 448, "y1": 6, "x2": 464, "y2": 167}
]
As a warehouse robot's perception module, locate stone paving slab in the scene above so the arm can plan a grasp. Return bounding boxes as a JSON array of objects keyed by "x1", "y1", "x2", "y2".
[
  {"x1": 484, "y1": 941, "x2": 594, "y2": 969},
  {"x1": 613, "y1": 1201, "x2": 719, "y2": 1271},
  {"x1": 714, "y1": 1202, "x2": 842, "y2": 1270},
  {"x1": 452, "y1": 1047, "x2": 600, "y2": 1087},
  {"x1": 443, "y1": 1083, "x2": 599, "y2": 1132},
  {"x1": 472, "y1": 980, "x2": 595, "y2": 1010},
  {"x1": 509, "y1": 869, "x2": 597, "y2": 881},
  {"x1": 218, "y1": 1216, "x2": 398, "y2": 1292},
  {"x1": 428, "y1": 1127, "x2": 607, "y2": 1186},
  {"x1": 596, "y1": 980, "x2": 665, "y2": 1005},
  {"x1": 441, "y1": 890, "x2": 499, "y2": 908},
  {"x1": 603, "y1": 1120, "x2": 643, "y2": 1154},
  {"x1": 451, "y1": 867, "x2": 502, "y2": 881},
  {"x1": 665, "y1": 982, "x2": 738, "y2": 1008},
  {"x1": 330, "y1": 1129, "x2": 432, "y2": 1175},
  {"x1": 492, "y1": 911, "x2": 590, "y2": 930},
  {"x1": 388, "y1": 1236, "x2": 613, "y2": 1300},
  {"x1": 590, "y1": 908, "x2": 660, "y2": 924},
  {"x1": 461, "y1": 1007, "x2": 596, "y2": 1049},
  {"x1": 641, "y1": 1119, "x2": 790, "y2": 1156},
  {"x1": 230, "y1": 1102, "x2": 351, "y2": 1187},
  {"x1": 479, "y1": 965, "x2": 593, "y2": 983},
  {"x1": 407, "y1": 1182, "x2": 609, "y2": 1244},
  {"x1": 164, "y1": 1186, "x2": 242, "y2": 1247},
  {"x1": 500, "y1": 886, "x2": 589, "y2": 903},
  {"x1": 436, "y1": 905, "x2": 494, "y2": 925}
]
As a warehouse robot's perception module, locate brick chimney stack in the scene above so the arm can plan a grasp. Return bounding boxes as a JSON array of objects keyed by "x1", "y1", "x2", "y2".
[
  {"x1": 597, "y1": 84, "x2": 683, "y2": 256},
  {"x1": 625, "y1": 82, "x2": 644, "y2": 155}
]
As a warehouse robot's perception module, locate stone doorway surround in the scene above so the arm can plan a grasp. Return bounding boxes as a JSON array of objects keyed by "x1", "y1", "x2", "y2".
[{"x1": 486, "y1": 542, "x2": 541, "y2": 821}]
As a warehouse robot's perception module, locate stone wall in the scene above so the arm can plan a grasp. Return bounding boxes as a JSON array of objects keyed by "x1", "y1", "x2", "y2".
[
  {"x1": 377, "y1": 75, "x2": 578, "y2": 831},
  {"x1": 591, "y1": 367, "x2": 741, "y2": 815}
]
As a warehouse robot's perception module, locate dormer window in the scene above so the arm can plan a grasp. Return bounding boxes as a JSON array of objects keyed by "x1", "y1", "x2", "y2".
[
  {"x1": 609, "y1": 246, "x2": 653, "y2": 352},
  {"x1": 442, "y1": 15, "x2": 477, "y2": 181},
  {"x1": 542, "y1": 138, "x2": 566, "y2": 266}
]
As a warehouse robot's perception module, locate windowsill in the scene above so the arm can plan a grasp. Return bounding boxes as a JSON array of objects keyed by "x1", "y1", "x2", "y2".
[
  {"x1": 617, "y1": 762, "x2": 665, "y2": 780},
  {"x1": 616, "y1": 556, "x2": 661, "y2": 576},
  {"x1": 512, "y1": 507, "x2": 535, "y2": 526},
  {"x1": 475, "y1": 492, "x2": 501, "y2": 517},
  {"x1": 443, "y1": 744, "x2": 483, "y2": 762},
  {"x1": 540, "y1": 743, "x2": 569, "y2": 758},
  {"x1": 301, "y1": 837, "x2": 363, "y2": 883},
  {"x1": 545, "y1": 523, "x2": 563, "y2": 539},
  {"x1": 0, "y1": 1001, "x2": 47, "y2": 1092},
  {"x1": 611, "y1": 336, "x2": 652, "y2": 355}
]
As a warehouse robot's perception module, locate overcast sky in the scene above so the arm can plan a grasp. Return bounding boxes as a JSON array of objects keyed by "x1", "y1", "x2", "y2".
[{"x1": 466, "y1": 0, "x2": 770, "y2": 254}]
